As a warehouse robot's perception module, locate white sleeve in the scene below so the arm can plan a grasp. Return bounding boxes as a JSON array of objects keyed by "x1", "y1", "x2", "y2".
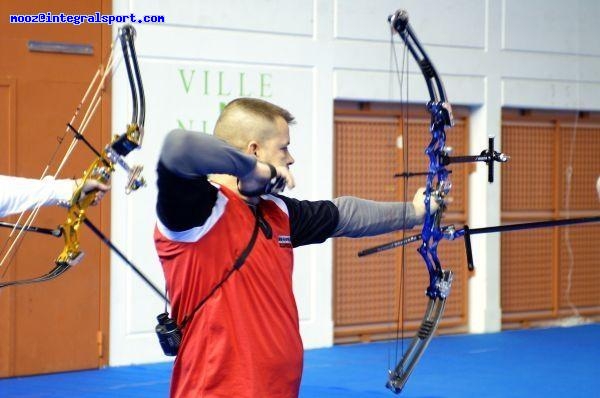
[{"x1": 0, "y1": 175, "x2": 75, "y2": 217}]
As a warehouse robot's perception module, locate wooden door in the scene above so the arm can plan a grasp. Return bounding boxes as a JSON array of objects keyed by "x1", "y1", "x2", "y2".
[
  {"x1": 501, "y1": 110, "x2": 600, "y2": 327},
  {"x1": 0, "y1": 0, "x2": 111, "y2": 376}
]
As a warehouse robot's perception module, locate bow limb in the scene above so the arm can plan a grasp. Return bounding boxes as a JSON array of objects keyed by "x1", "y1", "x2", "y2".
[
  {"x1": 386, "y1": 270, "x2": 452, "y2": 393},
  {"x1": 0, "y1": 263, "x2": 72, "y2": 289}
]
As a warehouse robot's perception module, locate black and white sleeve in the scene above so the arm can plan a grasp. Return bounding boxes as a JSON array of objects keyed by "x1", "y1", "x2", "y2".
[
  {"x1": 274, "y1": 195, "x2": 339, "y2": 248},
  {"x1": 156, "y1": 129, "x2": 257, "y2": 231}
]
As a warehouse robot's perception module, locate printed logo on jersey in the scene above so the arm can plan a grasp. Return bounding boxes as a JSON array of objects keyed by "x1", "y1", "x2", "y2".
[{"x1": 278, "y1": 235, "x2": 292, "y2": 248}]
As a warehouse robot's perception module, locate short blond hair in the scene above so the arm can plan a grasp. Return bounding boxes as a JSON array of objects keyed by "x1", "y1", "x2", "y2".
[{"x1": 214, "y1": 98, "x2": 295, "y2": 149}]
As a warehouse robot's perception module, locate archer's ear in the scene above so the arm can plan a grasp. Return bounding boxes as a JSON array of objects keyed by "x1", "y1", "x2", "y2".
[{"x1": 246, "y1": 141, "x2": 259, "y2": 156}]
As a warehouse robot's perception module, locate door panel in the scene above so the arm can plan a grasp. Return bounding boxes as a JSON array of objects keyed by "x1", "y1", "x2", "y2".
[
  {"x1": 501, "y1": 112, "x2": 600, "y2": 326},
  {"x1": 0, "y1": 0, "x2": 111, "y2": 376}
]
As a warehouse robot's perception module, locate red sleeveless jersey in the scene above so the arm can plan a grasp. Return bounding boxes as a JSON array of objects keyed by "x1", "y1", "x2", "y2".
[{"x1": 155, "y1": 185, "x2": 302, "y2": 398}]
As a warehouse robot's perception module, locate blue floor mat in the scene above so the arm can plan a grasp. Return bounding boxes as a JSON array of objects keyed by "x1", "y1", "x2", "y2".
[{"x1": 1, "y1": 324, "x2": 598, "y2": 397}]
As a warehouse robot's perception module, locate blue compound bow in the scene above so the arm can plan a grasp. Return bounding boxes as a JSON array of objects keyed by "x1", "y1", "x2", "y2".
[{"x1": 359, "y1": 9, "x2": 600, "y2": 394}]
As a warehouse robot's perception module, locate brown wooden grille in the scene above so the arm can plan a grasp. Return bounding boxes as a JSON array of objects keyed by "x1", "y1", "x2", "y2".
[
  {"x1": 559, "y1": 225, "x2": 600, "y2": 310},
  {"x1": 334, "y1": 108, "x2": 469, "y2": 343},
  {"x1": 501, "y1": 227, "x2": 555, "y2": 314},
  {"x1": 334, "y1": 118, "x2": 400, "y2": 327},
  {"x1": 501, "y1": 115, "x2": 600, "y2": 326},
  {"x1": 501, "y1": 124, "x2": 555, "y2": 212},
  {"x1": 560, "y1": 126, "x2": 600, "y2": 211}
]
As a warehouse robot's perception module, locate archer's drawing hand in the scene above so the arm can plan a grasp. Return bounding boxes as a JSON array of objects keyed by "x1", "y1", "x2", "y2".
[{"x1": 238, "y1": 161, "x2": 295, "y2": 196}]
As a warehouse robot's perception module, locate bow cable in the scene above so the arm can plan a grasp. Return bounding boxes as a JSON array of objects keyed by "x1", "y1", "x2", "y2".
[{"x1": 388, "y1": 28, "x2": 411, "y2": 378}]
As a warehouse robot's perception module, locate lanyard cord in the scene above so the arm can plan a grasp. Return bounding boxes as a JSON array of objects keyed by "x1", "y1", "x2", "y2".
[{"x1": 177, "y1": 209, "x2": 261, "y2": 330}]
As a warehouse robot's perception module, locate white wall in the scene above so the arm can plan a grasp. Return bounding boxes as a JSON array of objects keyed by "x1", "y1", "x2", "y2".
[{"x1": 109, "y1": 0, "x2": 600, "y2": 365}]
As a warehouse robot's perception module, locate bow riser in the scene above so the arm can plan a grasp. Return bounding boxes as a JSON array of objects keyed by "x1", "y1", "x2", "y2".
[
  {"x1": 420, "y1": 107, "x2": 452, "y2": 298},
  {"x1": 56, "y1": 156, "x2": 115, "y2": 267}
]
